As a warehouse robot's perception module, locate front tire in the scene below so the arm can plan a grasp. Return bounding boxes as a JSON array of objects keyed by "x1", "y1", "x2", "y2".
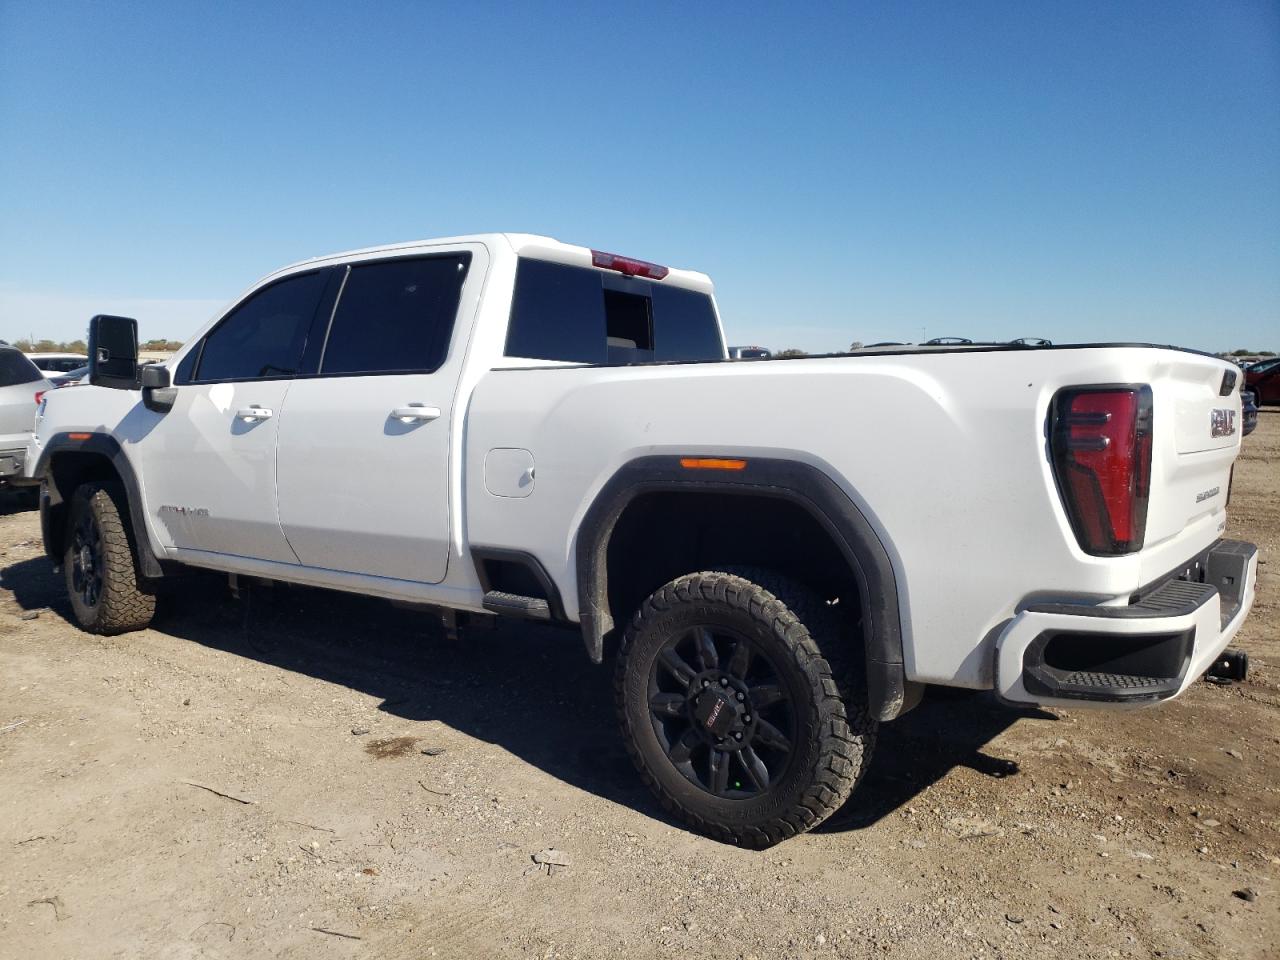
[
  {"x1": 64, "y1": 482, "x2": 156, "y2": 634},
  {"x1": 615, "y1": 570, "x2": 876, "y2": 848}
]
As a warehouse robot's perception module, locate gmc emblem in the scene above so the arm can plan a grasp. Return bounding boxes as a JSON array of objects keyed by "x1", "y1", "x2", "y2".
[{"x1": 1210, "y1": 408, "x2": 1236, "y2": 438}]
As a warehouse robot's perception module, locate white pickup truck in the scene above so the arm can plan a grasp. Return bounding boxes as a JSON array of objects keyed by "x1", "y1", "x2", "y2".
[{"x1": 28, "y1": 233, "x2": 1258, "y2": 847}]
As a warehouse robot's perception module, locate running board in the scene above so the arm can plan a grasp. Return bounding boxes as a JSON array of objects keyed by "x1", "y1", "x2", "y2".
[{"x1": 482, "y1": 590, "x2": 551, "y2": 621}]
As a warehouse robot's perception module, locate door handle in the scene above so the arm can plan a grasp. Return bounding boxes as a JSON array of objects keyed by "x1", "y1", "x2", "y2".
[
  {"x1": 235, "y1": 406, "x2": 273, "y2": 422},
  {"x1": 391, "y1": 403, "x2": 441, "y2": 424}
]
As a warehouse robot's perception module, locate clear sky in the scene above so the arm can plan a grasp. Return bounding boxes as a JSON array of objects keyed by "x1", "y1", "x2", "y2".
[{"x1": 1, "y1": 1, "x2": 1277, "y2": 353}]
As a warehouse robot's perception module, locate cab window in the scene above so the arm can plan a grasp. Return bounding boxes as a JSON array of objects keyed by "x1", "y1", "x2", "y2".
[{"x1": 192, "y1": 271, "x2": 328, "y2": 382}]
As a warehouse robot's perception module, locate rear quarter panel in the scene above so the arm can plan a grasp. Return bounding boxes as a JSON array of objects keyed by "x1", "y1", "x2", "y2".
[
  {"x1": 0, "y1": 379, "x2": 53, "y2": 445},
  {"x1": 464, "y1": 347, "x2": 1238, "y2": 689}
]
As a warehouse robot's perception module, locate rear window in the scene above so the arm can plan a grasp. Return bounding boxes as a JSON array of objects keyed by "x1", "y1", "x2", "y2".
[
  {"x1": 505, "y1": 259, "x2": 723, "y2": 364},
  {"x1": 0, "y1": 350, "x2": 45, "y2": 387}
]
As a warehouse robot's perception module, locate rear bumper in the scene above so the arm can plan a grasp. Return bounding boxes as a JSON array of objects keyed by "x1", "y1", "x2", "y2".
[
  {"x1": 0, "y1": 445, "x2": 29, "y2": 481},
  {"x1": 996, "y1": 538, "x2": 1258, "y2": 707}
]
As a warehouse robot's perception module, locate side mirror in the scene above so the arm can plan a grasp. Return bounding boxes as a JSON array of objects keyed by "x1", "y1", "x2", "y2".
[
  {"x1": 140, "y1": 362, "x2": 176, "y2": 413},
  {"x1": 88, "y1": 314, "x2": 140, "y2": 389},
  {"x1": 139, "y1": 365, "x2": 170, "y2": 389}
]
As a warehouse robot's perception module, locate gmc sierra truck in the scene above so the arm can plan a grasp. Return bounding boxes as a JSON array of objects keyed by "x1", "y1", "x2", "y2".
[{"x1": 27, "y1": 233, "x2": 1258, "y2": 847}]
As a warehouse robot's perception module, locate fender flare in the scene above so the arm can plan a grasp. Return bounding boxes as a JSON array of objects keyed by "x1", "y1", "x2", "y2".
[
  {"x1": 574, "y1": 455, "x2": 914, "y2": 721},
  {"x1": 30, "y1": 432, "x2": 165, "y2": 579}
]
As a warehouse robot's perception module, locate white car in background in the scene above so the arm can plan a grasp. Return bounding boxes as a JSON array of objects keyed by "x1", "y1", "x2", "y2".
[
  {"x1": 0, "y1": 346, "x2": 52, "y2": 483},
  {"x1": 49, "y1": 364, "x2": 90, "y2": 388},
  {"x1": 26, "y1": 352, "x2": 88, "y2": 376}
]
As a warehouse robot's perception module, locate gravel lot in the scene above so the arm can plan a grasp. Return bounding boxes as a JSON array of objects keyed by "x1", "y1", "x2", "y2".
[{"x1": 2, "y1": 412, "x2": 1277, "y2": 960}]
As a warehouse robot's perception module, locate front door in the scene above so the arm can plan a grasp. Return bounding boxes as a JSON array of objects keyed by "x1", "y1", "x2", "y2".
[
  {"x1": 137, "y1": 269, "x2": 332, "y2": 564},
  {"x1": 274, "y1": 249, "x2": 480, "y2": 582}
]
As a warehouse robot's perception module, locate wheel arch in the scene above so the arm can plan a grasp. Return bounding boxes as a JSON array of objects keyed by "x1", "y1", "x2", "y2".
[
  {"x1": 574, "y1": 455, "x2": 914, "y2": 721},
  {"x1": 32, "y1": 432, "x2": 165, "y2": 578}
]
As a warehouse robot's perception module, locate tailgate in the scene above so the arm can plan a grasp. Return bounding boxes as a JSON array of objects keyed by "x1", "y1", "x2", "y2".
[{"x1": 1140, "y1": 355, "x2": 1242, "y2": 581}]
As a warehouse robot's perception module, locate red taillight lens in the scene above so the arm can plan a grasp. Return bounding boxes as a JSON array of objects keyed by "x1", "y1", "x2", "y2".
[
  {"x1": 590, "y1": 249, "x2": 670, "y2": 280},
  {"x1": 1049, "y1": 386, "x2": 1154, "y2": 556},
  {"x1": 34, "y1": 391, "x2": 46, "y2": 405}
]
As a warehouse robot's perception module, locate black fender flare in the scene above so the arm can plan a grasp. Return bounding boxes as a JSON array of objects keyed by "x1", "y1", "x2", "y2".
[
  {"x1": 30, "y1": 432, "x2": 165, "y2": 579},
  {"x1": 574, "y1": 455, "x2": 914, "y2": 721}
]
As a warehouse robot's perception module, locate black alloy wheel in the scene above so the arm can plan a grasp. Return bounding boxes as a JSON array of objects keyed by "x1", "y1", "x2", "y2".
[
  {"x1": 648, "y1": 623, "x2": 798, "y2": 799},
  {"x1": 69, "y1": 507, "x2": 103, "y2": 609},
  {"x1": 616, "y1": 569, "x2": 876, "y2": 848}
]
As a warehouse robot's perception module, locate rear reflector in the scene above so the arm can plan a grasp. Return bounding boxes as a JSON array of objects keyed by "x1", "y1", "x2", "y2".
[
  {"x1": 1049, "y1": 386, "x2": 1153, "y2": 556},
  {"x1": 591, "y1": 250, "x2": 670, "y2": 280},
  {"x1": 679, "y1": 457, "x2": 747, "y2": 471}
]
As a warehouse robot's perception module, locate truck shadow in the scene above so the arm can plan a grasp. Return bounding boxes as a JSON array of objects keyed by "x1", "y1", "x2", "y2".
[
  {"x1": 2, "y1": 556, "x2": 1055, "y2": 838},
  {"x1": 0, "y1": 487, "x2": 40, "y2": 516}
]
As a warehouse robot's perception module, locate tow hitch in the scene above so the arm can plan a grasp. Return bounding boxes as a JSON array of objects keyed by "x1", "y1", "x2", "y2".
[{"x1": 1203, "y1": 649, "x2": 1249, "y2": 684}]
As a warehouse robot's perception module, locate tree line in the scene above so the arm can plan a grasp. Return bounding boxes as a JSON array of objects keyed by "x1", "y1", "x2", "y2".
[{"x1": 9, "y1": 337, "x2": 184, "y2": 354}]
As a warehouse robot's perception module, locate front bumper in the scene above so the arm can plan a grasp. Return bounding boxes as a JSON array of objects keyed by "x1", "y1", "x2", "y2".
[{"x1": 996, "y1": 538, "x2": 1258, "y2": 707}]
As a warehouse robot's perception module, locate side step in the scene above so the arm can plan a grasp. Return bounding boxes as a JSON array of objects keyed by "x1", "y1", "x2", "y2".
[{"x1": 482, "y1": 590, "x2": 551, "y2": 621}]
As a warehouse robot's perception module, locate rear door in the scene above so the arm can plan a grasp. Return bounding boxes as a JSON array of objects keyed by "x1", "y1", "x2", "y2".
[
  {"x1": 137, "y1": 269, "x2": 335, "y2": 563},
  {"x1": 274, "y1": 247, "x2": 482, "y2": 582}
]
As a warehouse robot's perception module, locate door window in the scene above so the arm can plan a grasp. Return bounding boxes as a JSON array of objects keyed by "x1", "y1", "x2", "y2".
[
  {"x1": 193, "y1": 270, "x2": 328, "y2": 382},
  {"x1": 320, "y1": 254, "x2": 470, "y2": 376}
]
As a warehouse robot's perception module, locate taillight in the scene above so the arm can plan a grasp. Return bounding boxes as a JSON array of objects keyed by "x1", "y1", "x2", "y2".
[
  {"x1": 590, "y1": 249, "x2": 670, "y2": 280},
  {"x1": 1049, "y1": 385, "x2": 1154, "y2": 556},
  {"x1": 34, "y1": 391, "x2": 45, "y2": 405}
]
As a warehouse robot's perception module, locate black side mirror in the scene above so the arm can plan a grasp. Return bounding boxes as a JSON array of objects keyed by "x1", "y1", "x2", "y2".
[
  {"x1": 139, "y1": 365, "x2": 170, "y2": 389},
  {"x1": 88, "y1": 314, "x2": 140, "y2": 389},
  {"x1": 140, "y1": 362, "x2": 176, "y2": 413}
]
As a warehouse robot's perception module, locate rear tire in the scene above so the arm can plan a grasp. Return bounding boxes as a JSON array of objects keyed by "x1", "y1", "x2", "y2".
[
  {"x1": 64, "y1": 482, "x2": 156, "y2": 634},
  {"x1": 615, "y1": 570, "x2": 876, "y2": 848}
]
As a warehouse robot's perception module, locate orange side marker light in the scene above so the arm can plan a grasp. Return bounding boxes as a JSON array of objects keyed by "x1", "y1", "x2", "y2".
[{"x1": 679, "y1": 457, "x2": 747, "y2": 471}]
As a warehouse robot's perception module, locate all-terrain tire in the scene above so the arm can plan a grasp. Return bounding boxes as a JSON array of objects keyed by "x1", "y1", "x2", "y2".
[
  {"x1": 64, "y1": 481, "x2": 156, "y2": 634},
  {"x1": 615, "y1": 570, "x2": 876, "y2": 848}
]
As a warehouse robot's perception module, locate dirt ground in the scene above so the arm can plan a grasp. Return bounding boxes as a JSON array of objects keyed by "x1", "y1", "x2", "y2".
[{"x1": 1, "y1": 414, "x2": 1277, "y2": 960}]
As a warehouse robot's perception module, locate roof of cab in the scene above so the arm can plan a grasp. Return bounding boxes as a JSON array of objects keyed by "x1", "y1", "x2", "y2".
[{"x1": 264, "y1": 233, "x2": 714, "y2": 294}]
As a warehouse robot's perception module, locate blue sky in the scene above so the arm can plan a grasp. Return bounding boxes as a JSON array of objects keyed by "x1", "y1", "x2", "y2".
[{"x1": 1, "y1": 1, "x2": 1277, "y2": 352}]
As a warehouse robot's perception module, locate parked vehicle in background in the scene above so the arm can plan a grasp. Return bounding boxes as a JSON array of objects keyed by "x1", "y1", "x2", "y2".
[
  {"x1": 857, "y1": 338, "x2": 1052, "y2": 354},
  {"x1": 26, "y1": 233, "x2": 1259, "y2": 847},
  {"x1": 49, "y1": 364, "x2": 89, "y2": 388},
  {"x1": 26, "y1": 352, "x2": 88, "y2": 376},
  {"x1": 728, "y1": 345, "x2": 772, "y2": 359},
  {"x1": 0, "y1": 347, "x2": 52, "y2": 484},
  {"x1": 1244, "y1": 357, "x2": 1280, "y2": 405},
  {"x1": 1242, "y1": 388, "x2": 1258, "y2": 436}
]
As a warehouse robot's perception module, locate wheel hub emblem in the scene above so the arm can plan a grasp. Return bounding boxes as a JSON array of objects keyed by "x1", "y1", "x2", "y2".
[{"x1": 694, "y1": 691, "x2": 736, "y2": 737}]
